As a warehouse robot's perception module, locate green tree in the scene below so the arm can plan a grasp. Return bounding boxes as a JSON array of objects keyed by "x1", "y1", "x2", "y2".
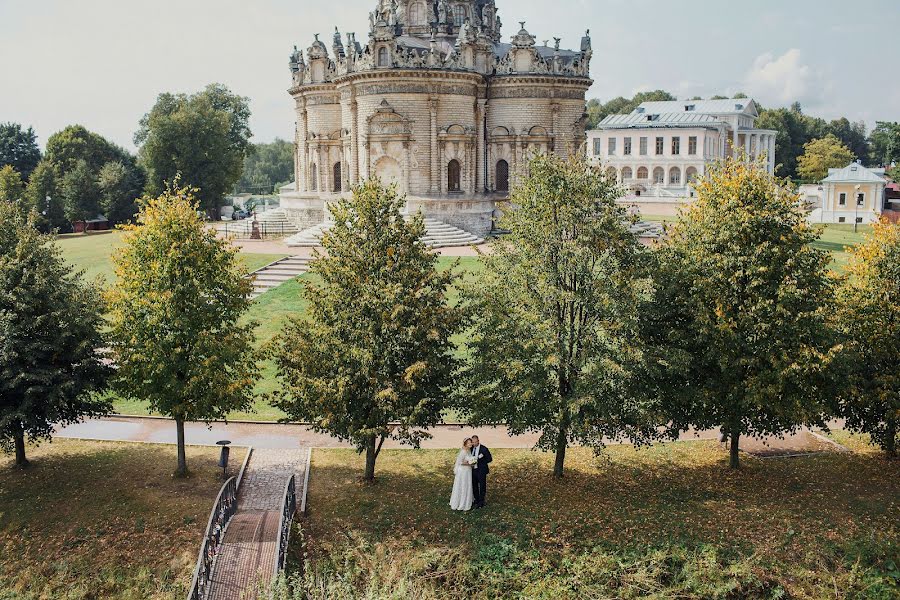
[
  {"x1": 868, "y1": 122, "x2": 900, "y2": 167},
  {"x1": 0, "y1": 165, "x2": 25, "y2": 208},
  {"x1": 98, "y1": 161, "x2": 143, "y2": 224},
  {"x1": 60, "y1": 159, "x2": 100, "y2": 225},
  {"x1": 457, "y1": 154, "x2": 659, "y2": 478},
  {"x1": 45, "y1": 125, "x2": 133, "y2": 174},
  {"x1": 0, "y1": 202, "x2": 110, "y2": 467},
  {"x1": 657, "y1": 156, "x2": 835, "y2": 468},
  {"x1": 24, "y1": 160, "x2": 65, "y2": 232},
  {"x1": 826, "y1": 118, "x2": 868, "y2": 165},
  {"x1": 797, "y1": 134, "x2": 856, "y2": 181},
  {"x1": 135, "y1": 84, "x2": 251, "y2": 217},
  {"x1": 274, "y1": 179, "x2": 459, "y2": 482},
  {"x1": 234, "y1": 139, "x2": 295, "y2": 194},
  {"x1": 0, "y1": 123, "x2": 41, "y2": 181},
  {"x1": 106, "y1": 183, "x2": 258, "y2": 476},
  {"x1": 834, "y1": 219, "x2": 900, "y2": 457}
]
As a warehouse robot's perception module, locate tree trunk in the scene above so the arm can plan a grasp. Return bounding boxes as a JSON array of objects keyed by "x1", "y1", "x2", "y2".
[
  {"x1": 886, "y1": 417, "x2": 897, "y2": 459},
  {"x1": 553, "y1": 416, "x2": 569, "y2": 479},
  {"x1": 13, "y1": 425, "x2": 29, "y2": 468},
  {"x1": 729, "y1": 430, "x2": 741, "y2": 469},
  {"x1": 363, "y1": 435, "x2": 378, "y2": 483},
  {"x1": 175, "y1": 417, "x2": 188, "y2": 477}
]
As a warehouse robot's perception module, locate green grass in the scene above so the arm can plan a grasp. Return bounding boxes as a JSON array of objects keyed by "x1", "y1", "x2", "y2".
[
  {"x1": 0, "y1": 439, "x2": 245, "y2": 599},
  {"x1": 291, "y1": 442, "x2": 900, "y2": 599},
  {"x1": 811, "y1": 223, "x2": 871, "y2": 272}
]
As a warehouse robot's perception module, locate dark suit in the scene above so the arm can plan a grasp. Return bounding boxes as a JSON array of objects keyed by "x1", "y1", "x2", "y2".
[{"x1": 470, "y1": 444, "x2": 492, "y2": 507}]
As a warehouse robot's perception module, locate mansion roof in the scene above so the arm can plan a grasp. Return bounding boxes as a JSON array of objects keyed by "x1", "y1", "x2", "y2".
[
  {"x1": 595, "y1": 97, "x2": 762, "y2": 131},
  {"x1": 822, "y1": 162, "x2": 887, "y2": 184},
  {"x1": 288, "y1": 0, "x2": 592, "y2": 86}
]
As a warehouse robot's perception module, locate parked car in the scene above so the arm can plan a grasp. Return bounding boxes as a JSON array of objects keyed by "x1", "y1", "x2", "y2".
[{"x1": 232, "y1": 209, "x2": 250, "y2": 220}]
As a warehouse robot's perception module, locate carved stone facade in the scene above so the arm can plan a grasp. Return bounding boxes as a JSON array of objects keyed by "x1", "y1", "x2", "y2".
[{"x1": 280, "y1": 0, "x2": 593, "y2": 237}]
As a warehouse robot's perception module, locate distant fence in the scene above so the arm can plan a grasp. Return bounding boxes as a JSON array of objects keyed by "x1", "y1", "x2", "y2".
[
  {"x1": 218, "y1": 221, "x2": 294, "y2": 240},
  {"x1": 187, "y1": 476, "x2": 238, "y2": 600}
]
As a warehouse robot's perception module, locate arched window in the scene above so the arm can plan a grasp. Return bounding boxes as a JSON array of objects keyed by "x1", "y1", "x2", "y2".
[
  {"x1": 653, "y1": 167, "x2": 664, "y2": 184},
  {"x1": 669, "y1": 167, "x2": 681, "y2": 185},
  {"x1": 409, "y1": 2, "x2": 425, "y2": 25},
  {"x1": 333, "y1": 162, "x2": 342, "y2": 192},
  {"x1": 686, "y1": 166, "x2": 699, "y2": 183},
  {"x1": 310, "y1": 163, "x2": 318, "y2": 191},
  {"x1": 637, "y1": 166, "x2": 648, "y2": 180},
  {"x1": 622, "y1": 166, "x2": 633, "y2": 180},
  {"x1": 448, "y1": 159, "x2": 461, "y2": 192},
  {"x1": 453, "y1": 5, "x2": 467, "y2": 26},
  {"x1": 496, "y1": 160, "x2": 509, "y2": 192},
  {"x1": 378, "y1": 47, "x2": 389, "y2": 67}
]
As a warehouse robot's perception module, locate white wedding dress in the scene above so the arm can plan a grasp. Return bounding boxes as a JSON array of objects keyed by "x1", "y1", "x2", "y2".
[{"x1": 449, "y1": 449, "x2": 474, "y2": 511}]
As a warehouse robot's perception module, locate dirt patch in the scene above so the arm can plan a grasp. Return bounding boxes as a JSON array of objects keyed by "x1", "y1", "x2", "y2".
[{"x1": 737, "y1": 430, "x2": 845, "y2": 457}]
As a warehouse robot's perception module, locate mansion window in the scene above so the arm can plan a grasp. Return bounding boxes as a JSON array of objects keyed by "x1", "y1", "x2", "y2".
[
  {"x1": 671, "y1": 137, "x2": 681, "y2": 155},
  {"x1": 622, "y1": 166, "x2": 633, "y2": 180},
  {"x1": 655, "y1": 137, "x2": 664, "y2": 155},
  {"x1": 639, "y1": 137, "x2": 647, "y2": 155},
  {"x1": 623, "y1": 137, "x2": 632, "y2": 155},
  {"x1": 857, "y1": 193, "x2": 865, "y2": 206},
  {"x1": 637, "y1": 166, "x2": 648, "y2": 180},
  {"x1": 453, "y1": 5, "x2": 467, "y2": 26},
  {"x1": 688, "y1": 136, "x2": 697, "y2": 155},
  {"x1": 669, "y1": 167, "x2": 681, "y2": 185},
  {"x1": 839, "y1": 193, "x2": 847, "y2": 206},
  {"x1": 608, "y1": 138, "x2": 616, "y2": 155},
  {"x1": 838, "y1": 217, "x2": 846, "y2": 223},
  {"x1": 593, "y1": 138, "x2": 602, "y2": 156},
  {"x1": 653, "y1": 167, "x2": 664, "y2": 184}
]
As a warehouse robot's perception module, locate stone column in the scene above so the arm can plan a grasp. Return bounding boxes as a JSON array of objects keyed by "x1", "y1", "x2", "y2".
[
  {"x1": 731, "y1": 127, "x2": 738, "y2": 158},
  {"x1": 350, "y1": 96, "x2": 359, "y2": 184},
  {"x1": 768, "y1": 135, "x2": 776, "y2": 174},
  {"x1": 317, "y1": 145, "x2": 325, "y2": 193},
  {"x1": 298, "y1": 99, "x2": 308, "y2": 192},
  {"x1": 476, "y1": 99, "x2": 487, "y2": 192},
  {"x1": 429, "y1": 97, "x2": 439, "y2": 194},
  {"x1": 551, "y1": 102, "x2": 560, "y2": 156},
  {"x1": 743, "y1": 132, "x2": 750, "y2": 159}
]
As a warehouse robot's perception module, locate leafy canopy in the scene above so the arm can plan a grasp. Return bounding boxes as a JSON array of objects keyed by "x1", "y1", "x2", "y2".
[
  {"x1": 0, "y1": 202, "x2": 110, "y2": 464},
  {"x1": 834, "y1": 218, "x2": 900, "y2": 456},
  {"x1": 457, "y1": 154, "x2": 660, "y2": 477},
  {"x1": 797, "y1": 134, "x2": 856, "y2": 181},
  {"x1": 0, "y1": 122, "x2": 41, "y2": 180},
  {"x1": 274, "y1": 179, "x2": 459, "y2": 480}
]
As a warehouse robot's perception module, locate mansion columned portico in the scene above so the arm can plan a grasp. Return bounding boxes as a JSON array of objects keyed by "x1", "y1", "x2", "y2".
[
  {"x1": 279, "y1": 0, "x2": 594, "y2": 238},
  {"x1": 587, "y1": 98, "x2": 776, "y2": 205}
]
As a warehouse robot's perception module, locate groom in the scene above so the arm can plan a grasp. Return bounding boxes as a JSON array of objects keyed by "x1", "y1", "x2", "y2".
[{"x1": 469, "y1": 435, "x2": 492, "y2": 508}]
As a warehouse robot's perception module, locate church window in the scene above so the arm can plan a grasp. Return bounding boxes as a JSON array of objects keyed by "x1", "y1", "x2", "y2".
[
  {"x1": 608, "y1": 137, "x2": 616, "y2": 156},
  {"x1": 453, "y1": 5, "x2": 467, "y2": 26},
  {"x1": 671, "y1": 137, "x2": 681, "y2": 155},
  {"x1": 333, "y1": 162, "x2": 342, "y2": 192},
  {"x1": 688, "y1": 136, "x2": 697, "y2": 155},
  {"x1": 310, "y1": 163, "x2": 317, "y2": 191},
  {"x1": 623, "y1": 137, "x2": 632, "y2": 155},
  {"x1": 496, "y1": 160, "x2": 509, "y2": 192},
  {"x1": 409, "y1": 2, "x2": 426, "y2": 26},
  {"x1": 639, "y1": 137, "x2": 647, "y2": 155},
  {"x1": 655, "y1": 137, "x2": 664, "y2": 155},
  {"x1": 378, "y1": 47, "x2": 389, "y2": 67},
  {"x1": 448, "y1": 159, "x2": 461, "y2": 192}
]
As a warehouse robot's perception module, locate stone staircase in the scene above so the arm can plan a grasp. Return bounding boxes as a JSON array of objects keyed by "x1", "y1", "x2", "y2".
[
  {"x1": 249, "y1": 256, "x2": 310, "y2": 299},
  {"x1": 284, "y1": 217, "x2": 484, "y2": 248},
  {"x1": 220, "y1": 208, "x2": 299, "y2": 239}
]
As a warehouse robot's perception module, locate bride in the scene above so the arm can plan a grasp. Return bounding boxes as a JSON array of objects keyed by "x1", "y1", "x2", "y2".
[{"x1": 450, "y1": 437, "x2": 475, "y2": 511}]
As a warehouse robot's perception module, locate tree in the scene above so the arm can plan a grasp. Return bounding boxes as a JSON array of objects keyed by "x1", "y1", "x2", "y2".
[
  {"x1": 457, "y1": 154, "x2": 659, "y2": 478},
  {"x1": 105, "y1": 182, "x2": 258, "y2": 476},
  {"x1": 45, "y1": 125, "x2": 131, "y2": 174},
  {"x1": 0, "y1": 165, "x2": 25, "y2": 208},
  {"x1": 657, "y1": 156, "x2": 835, "y2": 468},
  {"x1": 0, "y1": 202, "x2": 110, "y2": 467},
  {"x1": 834, "y1": 219, "x2": 900, "y2": 457},
  {"x1": 135, "y1": 84, "x2": 251, "y2": 217},
  {"x1": 98, "y1": 161, "x2": 143, "y2": 224},
  {"x1": 868, "y1": 122, "x2": 900, "y2": 167},
  {"x1": 826, "y1": 118, "x2": 868, "y2": 165},
  {"x1": 233, "y1": 139, "x2": 295, "y2": 194},
  {"x1": 0, "y1": 123, "x2": 41, "y2": 181},
  {"x1": 274, "y1": 179, "x2": 459, "y2": 482},
  {"x1": 24, "y1": 160, "x2": 65, "y2": 232},
  {"x1": 60, "y1": 159, "x2": 100, "y2": 225},
  {"x1": 797, "y1": 134, "x2": 856, "y2": 181}
]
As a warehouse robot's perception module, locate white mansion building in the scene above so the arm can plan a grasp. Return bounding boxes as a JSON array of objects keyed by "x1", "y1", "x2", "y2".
[
  {"x1": 587, "y1": 98, "x2": 777, "y2": 205},
  {"x1": 278, "y1": 0, "x2": 594, "y2": 242}
]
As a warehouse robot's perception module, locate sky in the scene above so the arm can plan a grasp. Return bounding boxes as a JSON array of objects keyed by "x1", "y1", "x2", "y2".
[{"x1": 2, "y1": 0, "x2": 898, "y2": 152}]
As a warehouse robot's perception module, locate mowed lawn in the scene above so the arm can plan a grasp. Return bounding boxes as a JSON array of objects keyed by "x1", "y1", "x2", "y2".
[
  {"x1": 0, "y1": 439, "x2": 244, "y2": 599},
  {"x1": 298, "y1": 437, "x2": 899, "y2": 599}
]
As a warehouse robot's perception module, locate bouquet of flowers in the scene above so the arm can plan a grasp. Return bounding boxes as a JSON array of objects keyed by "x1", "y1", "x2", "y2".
[{"x1": 465, "y1": 455, "x2": 478, "y2": 466}]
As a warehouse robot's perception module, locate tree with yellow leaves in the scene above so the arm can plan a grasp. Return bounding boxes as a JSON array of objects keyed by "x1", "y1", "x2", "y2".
[
  {"x1": 654, "y1": 156, "x2": 836, "y2": 468},
  {"x1": 106, "y1": 182, "x2": 258, "y2": 476},
  {"x1": 834, "y1": 218, "x2": 900, "y2": 457}
]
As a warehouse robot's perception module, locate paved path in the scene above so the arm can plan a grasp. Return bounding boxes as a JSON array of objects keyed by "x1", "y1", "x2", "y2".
[
  {"x1": 55, "y1": 416, "x2": 838, "y2": 455},
  {"x1": 207, "y1": 448, "x2": 309, "y2": 600}
]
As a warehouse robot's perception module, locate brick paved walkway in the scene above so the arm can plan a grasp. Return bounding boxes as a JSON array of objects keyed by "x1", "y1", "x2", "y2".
[{"x1": 207, "y1": 448, "x2": 309, "y2": 600}]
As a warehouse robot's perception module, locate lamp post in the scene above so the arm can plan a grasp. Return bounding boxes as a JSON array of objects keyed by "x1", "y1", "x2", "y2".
[{"x1": 854, "y1": 184, "x2": 861, "y2": 233}]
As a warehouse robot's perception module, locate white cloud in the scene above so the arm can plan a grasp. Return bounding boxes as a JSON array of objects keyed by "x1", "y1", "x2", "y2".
[{"x1": 742, "y1": 49, "x2": 825, "y2": 107}]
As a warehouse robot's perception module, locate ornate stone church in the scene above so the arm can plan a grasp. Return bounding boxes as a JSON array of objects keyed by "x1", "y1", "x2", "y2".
[{"x1": 279, "y1": 0, "x2": 593, "y2": 239}]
